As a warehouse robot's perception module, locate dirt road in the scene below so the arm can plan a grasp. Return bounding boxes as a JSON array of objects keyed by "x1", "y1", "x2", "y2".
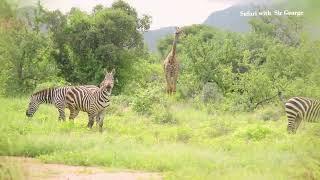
[{"x1": 1, "y1": 156, "x2": 161, "y2": 180}]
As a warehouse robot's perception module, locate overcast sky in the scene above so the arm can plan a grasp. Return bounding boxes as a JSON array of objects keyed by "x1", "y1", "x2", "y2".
[
  {"x1": 18, "y1": 0, "x2": 281, "y2": 29},
  {"x1": 24, "y1": 0, "x2": 248, "y2": 30}
]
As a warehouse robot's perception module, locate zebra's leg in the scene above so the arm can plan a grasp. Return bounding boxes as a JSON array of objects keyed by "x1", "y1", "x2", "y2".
[
  {"x1": 55, "y1": 102, "x2": 66, "y2": 121},
  {"x1": 287, "y1": 112, "x2": 297, "y2": 134},
  {"x1": 68, "y1": 104, "x2": 78, "y2": 122},
  {"x1": 97, "y1": 110, "x2": 106, "y2": 133},
  {"x1": 294, "y1": 115, "x2": 302, "y2": 133},
  {"x1": 69, "y1": 109, "x2": 79, "y2": 121},
  {"x1": 87, "y1": 114, "x2": 95, "y2": 129}
]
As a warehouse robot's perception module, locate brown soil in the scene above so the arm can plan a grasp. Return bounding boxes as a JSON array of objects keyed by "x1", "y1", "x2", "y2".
[{"x1": 1, "y1": 156, "x2": 161, "y2": 180}]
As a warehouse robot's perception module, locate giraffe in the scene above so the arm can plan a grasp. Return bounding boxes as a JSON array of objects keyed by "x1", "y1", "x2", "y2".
[{"x1": 163, "y1": 27, "x2": 183, "y2": 94}]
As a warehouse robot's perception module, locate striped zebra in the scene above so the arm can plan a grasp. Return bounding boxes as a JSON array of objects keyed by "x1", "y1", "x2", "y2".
[
  {"x1": 26, "y1": 85, "x2": 99, "y2": 120},
  {"x1": 285, "y1": 97, "x2": 320, "y2": 133},
  {"x1": 65, "y1": 69, "x2": 115, "y2": 132}
]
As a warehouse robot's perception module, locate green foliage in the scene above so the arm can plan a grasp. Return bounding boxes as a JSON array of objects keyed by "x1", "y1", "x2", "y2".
[
  {"x1": 249, "y1": 14, "x2": 304, "y2": 46},
  {"x1": 0, "y1": 21, "x2": 59, "y2": 95},
  {"x1": 156, "y1": 16, "x2": 320, "y2": 111},
  {"x1": 131, "y1": 84, "x2": 164, "y2": 115},
  {"x1": 201, "y1": 82, "x2": 223, "y2": 104},
  {"x1": 0, "y1": 1, "x2": 15, "y2": 19},
  {"x1": 1, "y1": 1, "x2": 320, "y2": 179},
  {"x1": 43, "y1": 1, "x2": 150, "y2": 92},
  {"x1": 1, "y1": 97, "x2": 320, "y2": 179},
  {"x1": 240, "y1": 125, "x2": 273, "y2": 141},
  {"x1": 255, "y1": 106, "x2": 283, "y2": 121}
]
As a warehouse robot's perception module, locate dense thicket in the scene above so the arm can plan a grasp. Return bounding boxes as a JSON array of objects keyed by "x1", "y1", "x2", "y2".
[
  {"x1": 157, "y1": 15, "x2": 320, "y2": 111},
  {"x1": 0, "y1": 0, "x2": 152, "y2": 94}
]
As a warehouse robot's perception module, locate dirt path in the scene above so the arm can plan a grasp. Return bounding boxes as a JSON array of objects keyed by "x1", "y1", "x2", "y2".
[{"x1": 1, "y1": 156, "x2": 161, "y2": 180}]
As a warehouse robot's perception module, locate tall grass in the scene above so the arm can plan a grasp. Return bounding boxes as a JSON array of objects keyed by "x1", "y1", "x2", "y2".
[{"x1": 0, "y1": 97, "x2": 319, "y2": 179}]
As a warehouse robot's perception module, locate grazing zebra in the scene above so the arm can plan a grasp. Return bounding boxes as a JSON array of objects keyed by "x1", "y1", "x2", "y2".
[
  {"x1": 285, "y1": 97, "x2": 320, "y2": 133},
  {"x1": 26, "y1": 85, "x2": 99, "y2": 120},
  {"x1": 65, "y1": 69, "x2": 115, "y2": 132}
]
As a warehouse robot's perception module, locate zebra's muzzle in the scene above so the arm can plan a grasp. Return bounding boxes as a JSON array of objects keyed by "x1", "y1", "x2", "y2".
[{"x1": 26, "y1": 110, "x2": 33, "y2": 117}]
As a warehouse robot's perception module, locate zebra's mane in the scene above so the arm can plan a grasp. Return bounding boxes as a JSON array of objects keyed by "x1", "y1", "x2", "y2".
[{"x1": 32, "y1": 87, "x2": 57, "y2": 96}]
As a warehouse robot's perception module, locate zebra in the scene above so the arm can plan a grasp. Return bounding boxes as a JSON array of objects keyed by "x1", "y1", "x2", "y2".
[
  {"x1": 65, "y1": 69, "x2": 115, "y2": 132},
  {"x1": 26, "y1": 85, "x2": 99, "y2": 120},
  {"x1": 285, "y1": 97, "x2": 320, "y2": 133}
]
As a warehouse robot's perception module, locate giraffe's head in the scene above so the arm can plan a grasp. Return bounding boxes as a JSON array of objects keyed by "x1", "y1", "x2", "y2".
[
  {"x1": 174, "y1": 27, "x2": 184, "y2": 38},
  {"x1": 100, "y1": 68, "x2": 115, "y2": 93}
]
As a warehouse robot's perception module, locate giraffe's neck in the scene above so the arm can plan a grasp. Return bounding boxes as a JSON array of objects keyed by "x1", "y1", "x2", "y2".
[{"x1": 171, "y1": 35, "x2": 178, "y2": 57}]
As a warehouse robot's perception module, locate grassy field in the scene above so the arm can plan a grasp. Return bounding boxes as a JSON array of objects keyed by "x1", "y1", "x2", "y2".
[{"x1": 0, "y1": 96, "x2": 320, "y2": 180}]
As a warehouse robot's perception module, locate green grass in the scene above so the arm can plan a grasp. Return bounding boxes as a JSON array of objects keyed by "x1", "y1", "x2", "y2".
[{"x1": 0, "y1": 97, "x2": 320, "y2": 179}]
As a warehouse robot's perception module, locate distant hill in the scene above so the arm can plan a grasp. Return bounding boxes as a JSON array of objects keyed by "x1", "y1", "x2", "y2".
[
  {"x1": 203, "y1": 4, "x2": 252, "y2": 32},
  {"x1": 143, "y1": 26, "x2": 176, "y2": 52},
  {"x1": 143, "y1": 4, "x2": 254, "y2": 52}
]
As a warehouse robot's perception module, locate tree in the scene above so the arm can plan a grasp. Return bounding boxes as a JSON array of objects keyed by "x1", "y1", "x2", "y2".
[
  {"x1": 43, "y1": 0, "x2": 151, "y2": 93},
  {"x1": 0, "y1": 0, "x2": 59, "y2": 95},
  {"x1": 249, "y1": 11, "x2": 304, "y2": 46}
]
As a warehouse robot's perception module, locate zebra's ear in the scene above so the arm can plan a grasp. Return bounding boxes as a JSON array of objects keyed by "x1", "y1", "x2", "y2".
[{"x1": 103, "y1": 68, "x2": 108, "y2": 75}]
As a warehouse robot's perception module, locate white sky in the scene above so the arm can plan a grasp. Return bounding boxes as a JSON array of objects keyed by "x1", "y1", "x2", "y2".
[{"x1": 33, "y1": 0, "x2": 242, "y2": 30}]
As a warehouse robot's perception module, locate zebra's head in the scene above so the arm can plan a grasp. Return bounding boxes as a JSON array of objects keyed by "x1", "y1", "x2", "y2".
[
  {"x1": 100, "y1": 68, "x2": 115, "y2": 94},
  {"x1": 26, "y1": 95, "x2": 41, "y2": 117}
]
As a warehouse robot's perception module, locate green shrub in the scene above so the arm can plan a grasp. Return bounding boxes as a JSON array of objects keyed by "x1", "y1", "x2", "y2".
[
  {"x1": 256, "y1": 106, "x2": 284, "y2": 121},
  {"x1": 177, "y1": 126, "x2": 192, "y2": 143},
  {"x1": 152, "y1": 105, "x2": 178, "y2": 124},
  {"x1": 243, "y1": 126, "x2": 272, "y2": 141},
  {"x1": 201, "y1": 82, "x2": 223, "y2": 104},
  {"x1": 238, "y1": 125, "x2": 272, "y2": 141},
  {"x1": 132, "y1": 84, "x2": 165, "y2": 115}
]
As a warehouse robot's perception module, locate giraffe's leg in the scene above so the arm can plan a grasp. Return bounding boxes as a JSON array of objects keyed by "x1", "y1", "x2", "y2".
[
  {"x1": 165, "y1": 72, "x2": 172, "y2": 94},
  {"x1": 172, "y1": 78, "x2": 177, "y2": 94},
  {"x1": 170, "y1": 77, "x2": 175, "y2": 94},
  {"x1": 172, "y1": 69, "x2": 179, "y2": 94}
]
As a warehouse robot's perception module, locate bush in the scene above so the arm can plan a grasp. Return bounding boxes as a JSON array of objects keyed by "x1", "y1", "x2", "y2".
[
  {"x1": 152, "y1": 105, "x2": 178, "y2": 124},
  {"x1": 241, "y1": 125, "x2": 272, "y2": 141},
  {"x1": 131, "y1": 84, "x2": 165, "y2": 115},
  {"x1": 201, "y1": 82, "x2": 223, "y2": 104},
  {"x1": 177, "y1": 126, "x2": 192, "y2": 143},
  {"x1": 256, "y1": 106, "x2": 283, "y2": 121}
]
